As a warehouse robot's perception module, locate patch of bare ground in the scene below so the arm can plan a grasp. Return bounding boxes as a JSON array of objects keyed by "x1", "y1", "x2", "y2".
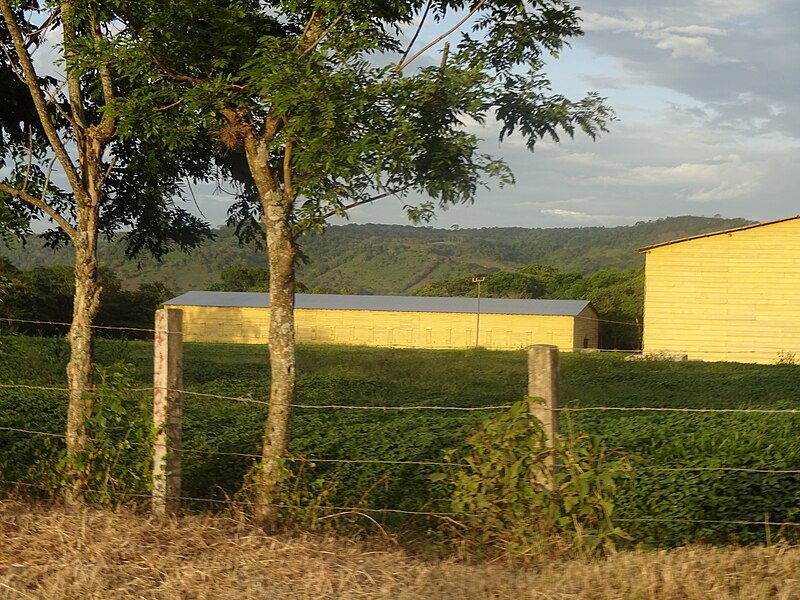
[{"x1": 0, "y1": 501, "x2": 798, "y2": 600}]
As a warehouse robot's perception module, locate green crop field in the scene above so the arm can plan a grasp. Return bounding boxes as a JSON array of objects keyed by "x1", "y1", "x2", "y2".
[{"x1": 3, "y1": 335, "x2": 800, "y2": 547}]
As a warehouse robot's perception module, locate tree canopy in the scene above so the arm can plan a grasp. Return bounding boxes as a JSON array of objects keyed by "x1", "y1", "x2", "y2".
[{"x1": 96, "y1": 0, "x2": 615, "y2": 526}]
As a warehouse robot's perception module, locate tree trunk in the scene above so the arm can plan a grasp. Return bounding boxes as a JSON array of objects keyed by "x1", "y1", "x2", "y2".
[
  {"x1": 254, "y1": 190, "x2": 297, "y2": 530},
  {"x1": 65, "y1": 227, "x2": 101, "y2": 504},
  {"x1": 64, "y1": 136, "x2": 103, "y2": 504}
]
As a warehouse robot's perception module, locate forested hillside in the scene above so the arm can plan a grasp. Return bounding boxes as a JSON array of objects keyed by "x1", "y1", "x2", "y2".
[{"x1": 1, "y1": 216, "x2": 750, "y2": 295}]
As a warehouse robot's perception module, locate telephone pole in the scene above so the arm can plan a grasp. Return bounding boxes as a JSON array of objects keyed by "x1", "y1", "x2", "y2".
[{"x1": 472, "y1": 277, "x2": 485, "y2": 347}]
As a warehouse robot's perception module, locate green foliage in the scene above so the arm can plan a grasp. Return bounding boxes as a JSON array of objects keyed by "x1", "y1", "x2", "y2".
[
  {"x1": 102, "y1": 0, "x2": 613, "y2": 238},
  {"x1": 436, "y1": 400, "x2": 630, "y2": 557},
  {"x1": 0, "y1": 262, "x2": 173, "y2": 336},
  {"x1": 4, "y1": 338, "x2": 800, "y2": 546},
  {"x1": 26, "y1": 362, "x2": 152, "y2": 507},
  {"x1": 1, "y1": 217, "x2": 751, "y2": 296},
  {"x1": 208, "y1": 264, "x2": 270, "y2": 292}
]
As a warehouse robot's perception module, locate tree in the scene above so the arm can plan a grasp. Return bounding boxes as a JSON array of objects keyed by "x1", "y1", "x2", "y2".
[
  {"x1": 0, "y1": 1, "x2": 212, "y2": 501},
  {"x1": 110, "y1": 0, "x2": 613, "y2": 528},
  {"x1": 209, "y1": 264, "x2": 270, "y2": 292}
]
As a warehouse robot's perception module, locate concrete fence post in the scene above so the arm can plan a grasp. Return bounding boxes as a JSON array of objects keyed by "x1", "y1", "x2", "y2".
[
  {"x1": 527, "y1": 344, "x2": 559, "y2": 471},
  {"x1": 152, "y1": 308, "x2": 183, "y2": 517}
]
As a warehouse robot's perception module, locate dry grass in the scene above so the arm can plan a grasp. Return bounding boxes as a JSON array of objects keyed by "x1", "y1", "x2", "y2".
[{"x1": 0, "y1": 501, "x2": 798, "y2": 599}]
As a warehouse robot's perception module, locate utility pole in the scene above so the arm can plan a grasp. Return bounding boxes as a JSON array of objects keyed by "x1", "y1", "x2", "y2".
[{"x1": 472, "y1": 277, "x2": 485, "y2": 347}]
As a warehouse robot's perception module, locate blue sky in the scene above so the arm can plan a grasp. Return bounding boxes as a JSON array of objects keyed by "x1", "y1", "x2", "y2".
[
  {"x1": 29, "y1": 1, "x2": 800, "y2": 231},
  {"x1": 313, "y1": 0, "x2": 800, "y2": 229}
]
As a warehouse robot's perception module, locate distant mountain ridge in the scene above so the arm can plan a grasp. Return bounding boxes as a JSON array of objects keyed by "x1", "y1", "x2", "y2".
[{"x1": 1, "y1": 216, "x2": 752, "y2": 295}]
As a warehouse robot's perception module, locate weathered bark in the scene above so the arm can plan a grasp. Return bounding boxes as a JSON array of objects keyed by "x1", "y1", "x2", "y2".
[
  {"x1": 65, "y1": 233, "x2": 101, "y2": 504},
  {"x1": 64, "y1": 145, "x2": 104, "y2": 505},
  {"x1": 58, "y1": 0, "x2": 115, "y2": 504},
  {"x1": 241, "y1": 131, "x2": 297, "y2": 530},
  {"x1": 255, "y1": 196, "x2": 296, "y2": 530}
]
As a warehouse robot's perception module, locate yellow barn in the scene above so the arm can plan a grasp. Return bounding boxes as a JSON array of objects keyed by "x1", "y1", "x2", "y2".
[
  {"x1": 641, "y1": 216, "x2": 800, "y2": 363},
  {"x1": 164, "y1": 291, "x2": 599, "y2": 351}
]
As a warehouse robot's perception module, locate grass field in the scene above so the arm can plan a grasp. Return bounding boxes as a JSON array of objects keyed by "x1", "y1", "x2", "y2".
[{"x1": 3, "y1": 335, "x2": 800, "y2": 547}]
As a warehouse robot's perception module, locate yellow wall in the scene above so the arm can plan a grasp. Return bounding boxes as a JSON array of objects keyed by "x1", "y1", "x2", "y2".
[
  {"x1": 643, "y1": 218, "x2": 800, "y2": 363},
  {"x1": 170, "y1": 304, "x2": 597, "y2": 351}
]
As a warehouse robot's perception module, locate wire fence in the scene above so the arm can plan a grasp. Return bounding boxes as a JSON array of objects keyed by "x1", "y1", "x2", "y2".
[
  {"x1": 3, "y1": 319, "x2": 800, "y2": 535},
  {"x1": 4, "y1": 376, "x2": 800, "y2": 530}
]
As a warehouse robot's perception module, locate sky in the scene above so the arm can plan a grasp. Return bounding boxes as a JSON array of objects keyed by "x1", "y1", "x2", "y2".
[
  {"x1": 311, "y1": 0, "x2": 800, "y2": 230},
  {"x1": 25, "y1": 1, "x2": 800, "y2": 231}
]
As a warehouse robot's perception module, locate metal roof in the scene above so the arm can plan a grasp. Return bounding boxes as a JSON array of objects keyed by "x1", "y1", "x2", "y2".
[
  {"x1": 165, "y1": 291, "x2": 594, "y2": 317},
  {"x1": 639, "y1": 215, "x2": 798, "y2": 252}
]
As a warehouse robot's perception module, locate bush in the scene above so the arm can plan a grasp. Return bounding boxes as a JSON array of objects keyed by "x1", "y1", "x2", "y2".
[{"x1": 435, "y1": 400, "x2": 631, "y2": 558}]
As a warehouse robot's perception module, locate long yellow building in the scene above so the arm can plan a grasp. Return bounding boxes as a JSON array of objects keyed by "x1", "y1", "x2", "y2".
[
  {"x1": 164, "y1": 291, "x2": 599, "y2": 351},
  {"x1": 641, "y1": 216, "x2": 800, "y2": 363}
]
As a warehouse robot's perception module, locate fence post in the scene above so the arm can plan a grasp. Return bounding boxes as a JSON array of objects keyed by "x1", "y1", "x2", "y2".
[
  {"x1": 152, "y1": 308, "x2": 183, "y2": 517},
  {"x1": 527, "y1": 344, "x2": 559, "y2": 471}
]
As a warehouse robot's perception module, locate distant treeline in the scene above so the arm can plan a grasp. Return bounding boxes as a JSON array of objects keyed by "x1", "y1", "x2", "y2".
[
  {"x1": 0, "y1": 216, "x2": 750, "y2": 296},
  {"x1": 0, "y1": 257, "x2": 173, "y2": 337},
  {"x1": 0, "y1": 259, "x2": 643, "y2": 348}
]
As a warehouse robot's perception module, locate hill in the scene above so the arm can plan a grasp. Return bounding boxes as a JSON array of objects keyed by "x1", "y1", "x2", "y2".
[{"x1": 1, "y1": 216, "x2": 751, "y2": 294}]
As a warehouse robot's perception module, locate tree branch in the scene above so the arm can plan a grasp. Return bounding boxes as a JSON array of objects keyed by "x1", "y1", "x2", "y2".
[
  {"x1": 393, "y1": 0, "x2": 433, "y2": 73},
  {"x1": 149, "y1": 49, "x2": 245, "y2": 91},
  {"x1": 0, "y1": 42, "x2": 25, "y2": 83},
  {"x1": 282, "y1": 117, "x2": 293, "y2": 200},
  {"x1": 396, "y1": 0, "x2": 486, "y2": 72},
  {"x1": 22, "y1": 126, "x2": 33, "y2": 193},
  {"x1": 0, "y1": 0, "x2": 84, "y2": 202},
  {"x1": 89, "y1": 13, "x2": 116, "y2": 141},
  {"x1": 59, "y1": 0, "x2": 89, "y2": 132},
  {"x1": 0, "y1": 181, "x2": 77, "y2": 239},
  {"x1": 300, "y1": 14, "x2": 343, "y2": 57},
  {"x1": 23, "y1": 6, "x2": 61, "y2": 51},
  {"x1": 97, "y1": 155, "x2": 117, "y2": 192},
  {"x1": 320, "y1": 185, "x2": 411, "y2": 220}
]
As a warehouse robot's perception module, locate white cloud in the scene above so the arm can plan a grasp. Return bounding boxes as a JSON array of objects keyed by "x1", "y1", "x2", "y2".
[
  {"x1": 554, "y1": 152, "x2": 620, "y2": 168},
  {"x1": 541, "y1": 209, "x2": 589, "y2": 218},
  {"x1": 654, "y1": 33, "x2": 736, "y2": 64},
  {"x1": 685, "y1": 180, "x2": 756, "y2": 202}
]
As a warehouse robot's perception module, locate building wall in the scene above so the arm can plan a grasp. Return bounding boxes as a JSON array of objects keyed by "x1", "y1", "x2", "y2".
[
  {"x1": 572, "y1": 306, "x2": 600, "y2": 350},
  {"x1": 170, "y1": 304, "x2": 597, "y2": 351},
  {"x1": 643, "y1": 218, "x2": 800, "y2": 363}
]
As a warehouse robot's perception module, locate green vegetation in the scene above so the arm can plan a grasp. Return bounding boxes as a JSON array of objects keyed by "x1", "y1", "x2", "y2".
[
  {"x1": 1, "y1": 216, "x2": 750, "y2": 295},
  {"x1": 0, "y1": 257, "x2": 172, "y2": 336},
  {"x1": 3, "y1": 336, "x2": 800, "y2": 547},
  {"x1": 438, "y1": 400, "x2": 631, "y2": 556}
]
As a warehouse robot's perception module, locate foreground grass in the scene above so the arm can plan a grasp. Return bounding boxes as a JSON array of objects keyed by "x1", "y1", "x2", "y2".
[{"x1": 0, "y1": 500, "x2": 797, "y2": 600}]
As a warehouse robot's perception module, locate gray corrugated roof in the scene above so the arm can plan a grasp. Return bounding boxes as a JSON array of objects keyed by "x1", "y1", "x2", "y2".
[{"x1": 165, "y1": 291, "x2": 594, "y2": 317}]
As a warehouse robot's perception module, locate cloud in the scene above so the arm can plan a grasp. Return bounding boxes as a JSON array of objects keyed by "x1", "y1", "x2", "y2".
[
  {"x1": 654, "y1": 33, "x2": 737, "y2": 65},
  {"x1": 574, "y1": 0, "x2": 800, "y2": 137},
  {"x1": 541, "y1": 209, "x2": 592, "y2": 219},
  {"x1": 582, "y1": 10, "x2": 737, "y2": 65}
]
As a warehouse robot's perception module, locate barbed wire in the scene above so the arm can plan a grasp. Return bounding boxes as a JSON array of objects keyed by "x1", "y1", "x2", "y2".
[
  {"x1": 646, "y1": 467, "x2": 800, "y2": 474},
  {"x1": 6, "y1": 425, "x2": 800, "y2": 476},
  {"x1": 4, "y1": 478, "x2": 800, "y2": 526},
  {"x1": 4, "y1": 382, "x2": 800, "y2": 415},
  {"x1": 6, "y1": 314, "x2": 800, "y2": 360},
  {"x1": 0, "y1": 426, "x2": 65, "y2": 438},
  {"x1": 617, "y1": 517, "x2": 800, "y2": 527},
  {"x1": 559, "y1": 406, "x2": 800, "y2": 415},
  {"x1": 0, "y1": 316, "x2": 160, "y2": 335}
]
